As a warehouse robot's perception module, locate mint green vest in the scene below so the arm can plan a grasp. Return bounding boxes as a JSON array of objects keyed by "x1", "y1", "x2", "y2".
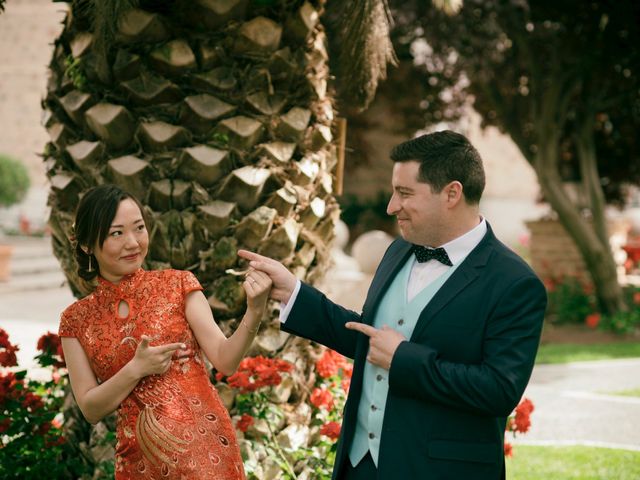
[{"x1": 349, "y1": 256, "x2": 459, "y2": 467}]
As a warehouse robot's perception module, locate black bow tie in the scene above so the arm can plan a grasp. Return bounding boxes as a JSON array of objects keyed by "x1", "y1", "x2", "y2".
[{"x1": 412, "y1": 245, "x2": 453, "y2": 266}]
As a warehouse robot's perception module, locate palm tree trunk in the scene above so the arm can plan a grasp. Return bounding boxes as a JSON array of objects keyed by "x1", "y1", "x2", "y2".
[{"x1": 44, "y1": 1, "x2": 341, "y2": 475}]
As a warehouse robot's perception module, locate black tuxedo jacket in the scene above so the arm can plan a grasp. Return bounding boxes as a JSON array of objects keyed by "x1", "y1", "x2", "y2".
[{"x1": 282, "y1": 225, "x2": 546, "y2": 480}]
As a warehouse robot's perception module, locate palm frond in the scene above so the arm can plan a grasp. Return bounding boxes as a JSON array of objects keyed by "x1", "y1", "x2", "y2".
[
  {"x1": 330, "y1": 0, "x2": 397, "y2": 111},
  {"x1": 69, "y1": 0, "x2": 138, "y2": 82}
]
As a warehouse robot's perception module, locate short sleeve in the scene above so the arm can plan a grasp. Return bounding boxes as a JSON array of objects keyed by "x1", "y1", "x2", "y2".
[
  {"x1": 58, "y1": 306, "x2": 77, "y2": 338},
  {"x1": 182, "y1": 270, "x2": 203, "y2": 297}
]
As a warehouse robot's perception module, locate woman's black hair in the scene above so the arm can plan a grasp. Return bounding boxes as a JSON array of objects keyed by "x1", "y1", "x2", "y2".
[{"x1": 73, "y1": 184, "x2": 146, "y2": 281}]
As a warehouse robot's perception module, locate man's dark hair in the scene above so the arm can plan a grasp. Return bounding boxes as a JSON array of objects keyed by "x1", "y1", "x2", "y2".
[
  {"x1": 390, "y1": 130, "x2": 485, "y2": 204},
  {"x1": 73, "y1": 184, "x2": 146, "y2": 280}
]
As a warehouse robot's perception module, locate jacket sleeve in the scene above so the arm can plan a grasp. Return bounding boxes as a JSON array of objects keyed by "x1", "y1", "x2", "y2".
[
  {"x1": 389, "y1": 274, "x2": 547, "y2": 417},
  {"x1": 281, "y1": 282, "x2": 362, "y2": 359}
]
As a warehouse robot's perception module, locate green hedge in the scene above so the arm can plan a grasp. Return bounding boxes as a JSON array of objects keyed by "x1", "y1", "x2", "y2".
[{"x1": 0, "y1": 154, "x2": 30, "y2": 207}]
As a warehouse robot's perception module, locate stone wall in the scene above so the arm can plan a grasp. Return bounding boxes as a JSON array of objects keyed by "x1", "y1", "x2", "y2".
[{"x1": 0, "y1": 0, "x2": 66, "y2": 186}]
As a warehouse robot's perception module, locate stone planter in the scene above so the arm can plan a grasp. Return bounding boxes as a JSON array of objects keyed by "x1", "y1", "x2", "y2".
[{"x1": 0, "y1": 244, "x2": 13, "y2": 282}]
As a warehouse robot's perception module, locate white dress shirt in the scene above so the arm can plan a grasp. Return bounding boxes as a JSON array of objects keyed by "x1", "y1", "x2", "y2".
[{"x1": 406, "y1": 218, "x2": 487, "y2": 301}]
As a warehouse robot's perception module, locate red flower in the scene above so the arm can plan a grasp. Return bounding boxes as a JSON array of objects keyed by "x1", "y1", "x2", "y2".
[
  {"x1": 45, "y1": 435, "x2": 66, "y2": 447},
  {"x1": 0, "y1": 328, "x2": 19, "y2": 367},
  {"x1": 585, "y1": 313, "x2": 601, "y2": 329},
  {"x1": 633, "y1": 291, "x2": 640, "y2": 305},
  {"x1": 516, "y1": 398, "x2": 534, "y2": 416},
  {"x1": 0, "y1": 371, "x2": 20, "y2": 405},
  {"x1": 38, "y1": 421, "x2": 52, "y2": 435},
  {"x1": 0, "y1": 418, "x2": 11, "y2": 434},
  {"x1": 315, "y1": 349, "x2": 347, "y2": 379},
  {"x1": 0, "y1": 348, "x2": 18, "y2": 368},
  {"x1": 214, "y1": 372, "x2": 225, "y2": 382},
  {"x1": 227, "y1": 371, "x2": 254, "y2": 392},
  {"x1": 510, "y1": 398, "x2": 534, "y2": 433},
  {"x1": 504, "y1": 441, "x2": 513, "y2": 457},
  {"x1": 227, "y1": 356, "x2": 293, "y2": 393},
  {"x1": 514, "y1": 413, "x2": 531, "y2": 433},
  {"x1": 21, "y1": 391, "x2": 44, "y2": 412},
  {"x1": 235, "y1": 413, "x2": 254, "y2": 433},
  {"x1": 319, "y1": 421, "x2": 341, "y2": 440},
  {"x1": 310, "y1": 387, "x2": 334, "y2": 411},
  {"x1": 36, "y1": 332, "x2": 65, "y2": 368}
]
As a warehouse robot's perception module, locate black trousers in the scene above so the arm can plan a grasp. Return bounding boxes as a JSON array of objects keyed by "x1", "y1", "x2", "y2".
[{"x1": 341, "y1": 452, "x2": 377, "y2": 480}]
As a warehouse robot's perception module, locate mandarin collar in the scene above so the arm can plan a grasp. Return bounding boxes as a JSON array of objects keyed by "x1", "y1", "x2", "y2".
[{"x1": 96, "y1": 268, "x2": 144, "y2": 296}]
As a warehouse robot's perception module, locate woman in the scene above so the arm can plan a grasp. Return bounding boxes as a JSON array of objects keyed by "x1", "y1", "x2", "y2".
[{"x1": 59, "y1": 184, "x2": 270, "y2": 479}]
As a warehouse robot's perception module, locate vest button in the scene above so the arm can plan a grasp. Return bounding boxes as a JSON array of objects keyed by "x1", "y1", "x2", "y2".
[
  {"x1": 398, "y1": 319, "x2": 404, "y2": 325},
  {"x1": 376, "y1": 374, "x2": 383, "y2": 381},
  {"x1": 368, "y1": 432, "x2": 375, "y2": 439}
]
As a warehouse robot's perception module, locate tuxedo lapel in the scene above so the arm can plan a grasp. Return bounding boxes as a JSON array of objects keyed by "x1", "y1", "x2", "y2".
[
  {"x1": 361, "y1": 239, "x2": 413, "y2": 323},
  {"x1": 410, "y1": 227, "x2": 496, "y2": 340}
]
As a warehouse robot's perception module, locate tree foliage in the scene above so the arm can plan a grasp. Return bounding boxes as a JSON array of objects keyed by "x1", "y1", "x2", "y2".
[
  {"x1": 390, "y1": 0, "x2": 640, "y2": 200},
  {"x1": 383, "y1": 0, "x2": 640, "y2": 314}
]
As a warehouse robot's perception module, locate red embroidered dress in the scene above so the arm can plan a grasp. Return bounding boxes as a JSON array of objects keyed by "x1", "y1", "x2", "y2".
[{"x1": 59, "y1": 269, "x2": 245, "y2": 479}]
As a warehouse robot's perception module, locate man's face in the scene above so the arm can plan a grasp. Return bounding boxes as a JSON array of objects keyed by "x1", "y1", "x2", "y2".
[{"x1": 386, "y1": 161, "x2": 448, "y2": 247}]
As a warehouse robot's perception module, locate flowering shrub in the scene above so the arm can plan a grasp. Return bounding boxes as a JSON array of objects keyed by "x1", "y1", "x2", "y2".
[
  {"x1": 216, "y1": 349, "x2": 351, "y2": 480},
  {"x1": 217, "y1": 348, "x2": 531, "y2": 478},
  {"x1": 504, "y1": 397, "x2": 535, "y2": 457},
  {"x1": 582, "y1": 285, "x2": 640, "y2": 334},
  {"x1": 544, "y1": 274, "x2": 640, "y2": 334},
  {"x1": 0, "y1": 329, "x2": 78, "y2": 479},
  {"x1": 544, "y1": 274, "x2": 597, "y2": 325},
  {"x1": 2, "y1": 328, "x2": 537, "y2": 477}
]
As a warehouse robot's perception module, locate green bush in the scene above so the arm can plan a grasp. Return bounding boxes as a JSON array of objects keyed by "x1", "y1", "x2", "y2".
[
  {"x1": 544, "y1": 274, "x2": 597, "y2": 324},
  {"x1": 598, "y1": 286, "x2": 640, "y2": 334},
  {"x1": 544, "y1": 275, "x2": 640, "y2": 334},
  {"x1": 0, "y1": 154, "x2": 30, "y2": 207}
]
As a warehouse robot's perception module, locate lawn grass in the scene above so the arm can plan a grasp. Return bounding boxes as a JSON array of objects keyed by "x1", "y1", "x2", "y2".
[
  {"x1": 535, "y1": 342, "x2": 640, "y2": 364},
  {"x1": 507, "y1": 445, "x2": 640, "y2": 479},
  {"x1": 609, "y1": 387, "x2": 640, "y2": 398}
]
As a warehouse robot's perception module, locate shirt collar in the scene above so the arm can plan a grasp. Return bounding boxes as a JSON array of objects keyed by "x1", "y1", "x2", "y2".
[{"x1": 437, "y1": 217, "x2": 487, "y2": 266}]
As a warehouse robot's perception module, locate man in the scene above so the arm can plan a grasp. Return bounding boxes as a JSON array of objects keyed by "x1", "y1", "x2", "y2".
[{"x1": 239, "y1": 130, "x2": 546, "y2": 480}]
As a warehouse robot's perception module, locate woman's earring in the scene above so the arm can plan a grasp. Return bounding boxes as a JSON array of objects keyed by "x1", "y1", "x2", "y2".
[{"x1": 87, "y1": 254, "x2": 94, "y2": 272}]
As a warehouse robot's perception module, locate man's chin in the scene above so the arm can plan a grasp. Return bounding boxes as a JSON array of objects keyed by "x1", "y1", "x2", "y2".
[{"x1": 397, "y1": 226, "x2": 413, "y2": 243}]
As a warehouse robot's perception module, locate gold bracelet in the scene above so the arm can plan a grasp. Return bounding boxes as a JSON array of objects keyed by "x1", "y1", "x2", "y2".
[{"x1": 241, "y1": 321, "x2": 260, "y2": 334}]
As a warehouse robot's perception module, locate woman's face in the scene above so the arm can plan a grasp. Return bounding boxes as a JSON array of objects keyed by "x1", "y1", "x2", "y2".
[{"x1": 92, "y1": 198, "x2": 148, "y2": 283}]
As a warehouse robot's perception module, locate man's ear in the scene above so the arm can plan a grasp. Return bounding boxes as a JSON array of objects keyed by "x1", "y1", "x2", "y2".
[{"x1": 445, "y1": 181, "x2": 464, "y2": 206}]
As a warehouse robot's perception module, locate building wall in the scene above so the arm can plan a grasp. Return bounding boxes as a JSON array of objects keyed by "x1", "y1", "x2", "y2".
[{"x1": 0, "y1": 0, "x2": 66, "y2": 186}]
